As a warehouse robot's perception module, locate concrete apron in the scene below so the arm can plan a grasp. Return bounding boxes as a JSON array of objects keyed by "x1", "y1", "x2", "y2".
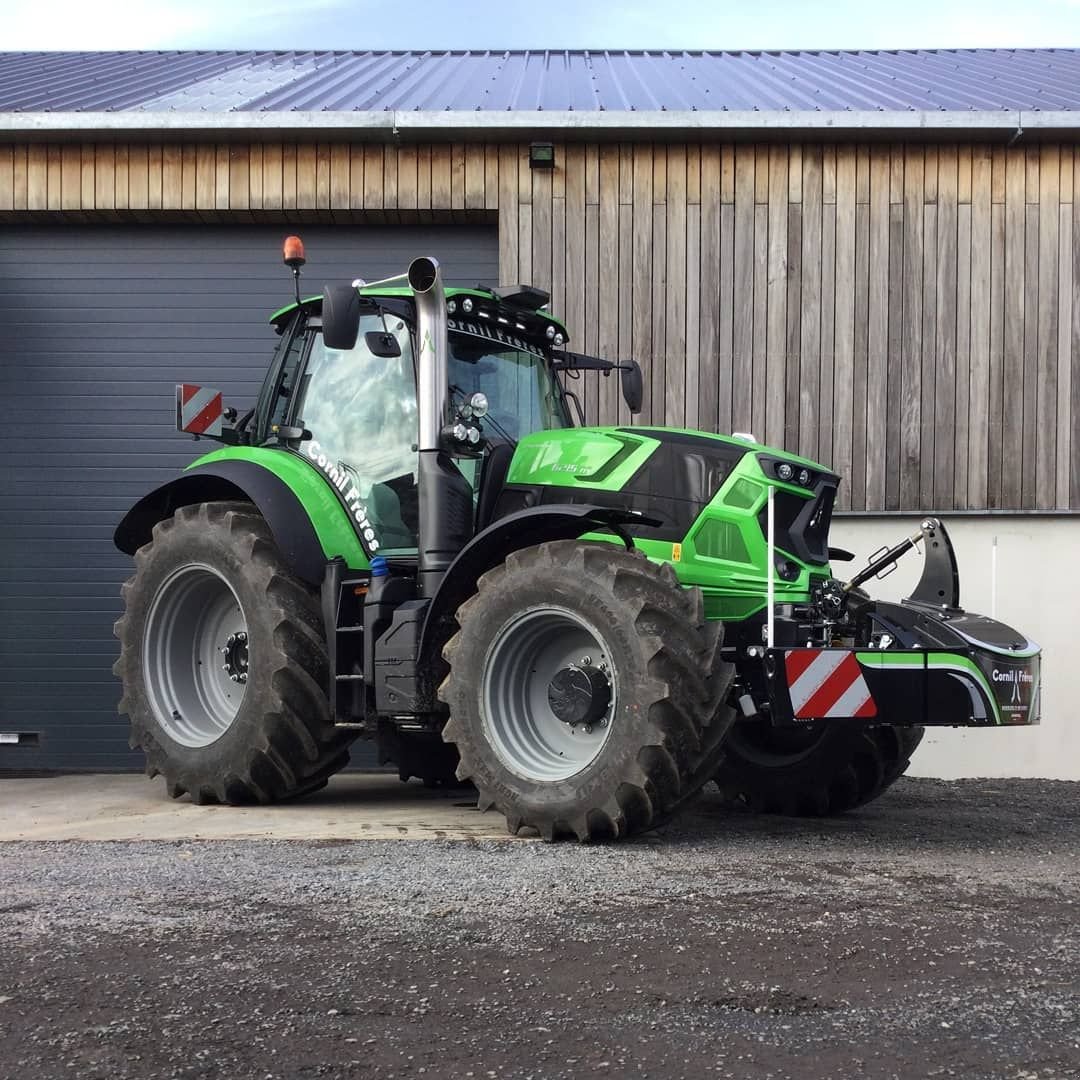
[{"x1": 0, "y1": 774, "x2": 515, "y2": 842}]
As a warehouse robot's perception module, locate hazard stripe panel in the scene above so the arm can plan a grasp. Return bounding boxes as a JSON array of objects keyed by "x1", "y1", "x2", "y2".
[
  {"x1": 785, "y1": 649, "x2": 877, "y2": 719},
  {"x1": 176, "y1": 383, "x2": 223, "y2": 436}
]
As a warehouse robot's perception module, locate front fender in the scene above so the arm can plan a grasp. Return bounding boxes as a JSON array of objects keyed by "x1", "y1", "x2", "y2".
[
  {"x1": 113, "y1": 448, "x2": 369, "y2": 585},
  {"x1": 418, "y1": 504, "x2": 658, "y2": 670}
]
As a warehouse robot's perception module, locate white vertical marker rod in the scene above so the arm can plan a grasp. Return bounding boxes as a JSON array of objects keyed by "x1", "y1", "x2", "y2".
[
  {"x1": 991, "y1": 535, "x2": 998, "y2": 619},
  {"x1": 766, "y1": 485, "x2": 775, "y2": 649}
]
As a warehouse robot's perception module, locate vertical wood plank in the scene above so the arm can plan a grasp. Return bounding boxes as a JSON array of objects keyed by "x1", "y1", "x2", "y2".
[
  {"x1": 0, "y1": 145, "x2": 12, "y2": 211},
  {"x1": 315, "y1": 143, "x2": 330, "y2": 210},
  {"x1": 766, "y1": 145, "x2": 788, "y2": 448},
  {"x1": 934, "y1": 146, "x2": 958, "y2": 509},
  {"x1": 866, "y1": 146, "x2": 890, "y2": 508},
  {"x1": 988, "y1": 199, "x2": 1005, "y2": 507},
  {"x1": 497, "y1": 144, "x2": 518, "y2": 284},
  {"x1": 296, "y1": 144, "x2": 317, "y2": 210},
  {"x1": 699, "y1": 144, "x2": 722, "y2": 434},
  {"x1": 1002, "y1": 149, "x2": 1026, "y2": 509},
  {"x1": 899, "y1": 147, "x2": 924, "y2": 509},
  {"x1": 282, "y1": 144, "x2": 298, "y2": 213},
  {"x1": 246, "y1": 145, "x2": 262, "y2": 211},
  {"x1": 382, "y1": 145, "x2": 398, "y2": 212},
  {"x1": 485, "y1": 144, "x2": 499, "y2": 211},
  {"x1": 450, "y1": 142, "x2": 466, "y2": 211},
  {"x1": 833, "y1": 148, "x2": 857, "y2": 506},
  {"x1": 94, "y1": 144, "x2": 114, "y2": 211},
  {"x1": 397, "y1": 146, "x2": 417, "y2": 211},
  {"x1": 752, "y1": 202, "x2": 768, "y2": 440},
  {"x1": 47, "y1": 144, "x2": 62, "y2": 210},
  {"x1": 955, "y1": 204, "x2": 972, "y2": 508},
  {"x1": 651, "y1": 149, "x2": 668, "y2": 426},
  {"x1": 160, "y1": 146, "x2": 181, "y2": 210},
  {"x1": 1035, "y1": 145, "x2": 1060, "y2": 507},
  {"x1": 820, "y1": 195, "x2": 837, "y2": 466},
  {"x1": 27, "y1": 144, "x2": 47, "y2": 211},
  {"x1": 416, "y1": 145, "x2": 432, "y2": 214},
  {"x1": 885, "y1": 200, "x2": 904, "y2": 508},
  {"x1": 129, "y1": 144, "x2": 149, "y2": 212},
  {"x1": 263, "y1": 144, "x2": 283, "y2": 211},
  {"x1": 564, "y1": 143, "x2": 586, "y2": 377},
  {"x1": 363, "y1": 145, "x2": 383, "y2": 210},
  {"x1": 803, "y1": 145, "x2": 825, "y2": 462},
  {"x1": 598, "y1": 144, "x2": 621, "y2": 425},
  {"x1": 851, "y1": 196, "x2": 869, "y2": 510},
  {"x1": 112, "y1": 145, "x2": 128, "y2": 211},
  {"x1": 665, "y1": 145, "x2": 688, "y2": 429},
  {"x1": 786, "y1": 200, "x2": 803, "y2": 456},
  {"x1": 721, "y1": 144, "x2": 735, "y2": 203},
  {"x1": 919, "y1": 198, "x2": 937, "y2": 509},
  {"x1": 1022, "y1": 204, "x2": 1039, "y2": 507},
  {"x1": 968, "y1": 147, "x2": 993, "y2": 508},
  {"x1": 215, "y1": 143, "x2": 229, "y2": 211},
  {"x1": 228, "y1": 145, "x2": 249, "y2": 211},
  {"x1": 465, "y1": 144, "x2": 485, "y2": 210},
  {"x1": 195, "y1": 143, "x2": 214, "y2": 212},
  {"x1": 732, "y1": 146, "x2": 755, "y2": 432},
  {"x1": 1057, "y1": 201, "x2": 1073, "y2": 507},
  {"x1": 431, "y1": 144, "x2": 452, "y2": 209},
  {"x1": 631, "y1": 144, "x2": 654, "y2": 424},
  {"x1": 330, "y1": 144, "x2": 350, "y2": 210},
  {"x1": 686, "y1": 202, "x2": 701, "y2": 431}
]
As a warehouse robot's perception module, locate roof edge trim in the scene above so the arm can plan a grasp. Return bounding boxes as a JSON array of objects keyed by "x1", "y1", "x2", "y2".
[{"x1": 5, "y1": 108, "x2": 1076, "y2": 139}]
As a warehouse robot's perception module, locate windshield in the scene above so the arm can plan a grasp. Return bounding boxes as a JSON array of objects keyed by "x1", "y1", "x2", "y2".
[{"x1": 448, "y1": 330, "x2": 570, "y2": 442}]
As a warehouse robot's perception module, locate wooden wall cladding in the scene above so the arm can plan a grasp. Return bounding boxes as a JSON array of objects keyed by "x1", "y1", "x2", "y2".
[{"x1": 1, "y1": 138, "x2": 1077, "y2": 511}]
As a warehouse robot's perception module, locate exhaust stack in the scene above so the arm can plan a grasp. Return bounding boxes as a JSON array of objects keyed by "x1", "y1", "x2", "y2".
[
  {"x1": 408, "y1": 256, "x2": 449, "y2": 452},
  {"x1": 408, "y1": 256, "x2": 472, "y2": 598}
]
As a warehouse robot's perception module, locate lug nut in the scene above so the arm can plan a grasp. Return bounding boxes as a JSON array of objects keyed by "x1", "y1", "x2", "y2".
[
  {"x1": 238, "y1": 632, "x2": 247, "y2": 642},
  {"x1": 239, "y1": 673, "x2": 247, "y2": 683},
  {"x1": 229, "y1": 673, "x2": 239, "y2": 682},
  {"x1": 221, "y1": 663, "x2": 229, "y2": 671},
  {"x1": 580, "y1": 656, "x2": 592, "y2": 666}
]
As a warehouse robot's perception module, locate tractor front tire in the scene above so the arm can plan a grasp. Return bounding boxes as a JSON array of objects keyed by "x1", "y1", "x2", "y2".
[
  {"x1": 113, "y1": 500, "x2": 354, "y2": 804},
  {"x1": 439, "y1": 541, "x2": 735, "y2": 841},
  {"x1": 714, "y1": 721, "x2": 924, "y2": 816}
]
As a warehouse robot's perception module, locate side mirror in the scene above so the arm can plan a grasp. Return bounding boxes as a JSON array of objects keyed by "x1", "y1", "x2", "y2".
[
  {"x1": 365, "y1": 330, "x2": 402, "y2": 358},
  {"x1": 321, "y1": 283, "x2": 361, "y2": 351},
  {"x1": 621, "y1": 361, "x2": 643, "y2": 414}
]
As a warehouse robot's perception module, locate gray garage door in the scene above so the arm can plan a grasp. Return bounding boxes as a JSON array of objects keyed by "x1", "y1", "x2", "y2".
[{"x1": 0, "y1": 223, "x2": 498, "y2": 772}]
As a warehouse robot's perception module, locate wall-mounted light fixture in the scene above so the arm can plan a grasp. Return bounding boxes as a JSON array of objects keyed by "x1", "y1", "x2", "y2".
[{"x1": 528, "y1": 142, "x2": 555, "y2": 170}]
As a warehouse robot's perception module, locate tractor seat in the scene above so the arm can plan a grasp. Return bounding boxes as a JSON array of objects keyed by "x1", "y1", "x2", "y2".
[{"x1": 368, "y1": 481, "x2": 417, "y2": 550}]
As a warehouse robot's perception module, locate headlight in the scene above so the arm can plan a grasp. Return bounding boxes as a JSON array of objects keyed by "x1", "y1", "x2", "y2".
[
  {"x1": 798, "y1": 468, "x2": 810, "y2": 486},
  {"x1": 461, "y1": 297, "x2": 474, "y2": 313},
  {"x1": 546, "y1": 325, "x2": 556, "y2": 340},
  {"x1": 447, "y1": 299, "x2": 457, "y2": 314},
  {"x1": 469, "y1": 392, "x2": 489, "y2": 419},
  {"x1": 776, "y1": 462, "x2": 794, "y2": 482}
]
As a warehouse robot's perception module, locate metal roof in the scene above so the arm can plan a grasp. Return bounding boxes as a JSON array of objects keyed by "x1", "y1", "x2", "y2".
[{"x1": 2, "y1": 49, "x2": 1079, "y2": 137}]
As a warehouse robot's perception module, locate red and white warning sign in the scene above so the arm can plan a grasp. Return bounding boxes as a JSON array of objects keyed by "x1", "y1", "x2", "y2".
[
  {"x1": 176, "y1": 384, "x2": 224, "y2": 437},
  {"x1": 784, "y1": 649, "x2": 877, "y2": 719}
]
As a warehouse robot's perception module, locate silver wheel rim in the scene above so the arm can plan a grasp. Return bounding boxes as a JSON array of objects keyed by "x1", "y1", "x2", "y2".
[
  {"x1": 481, "y1": 606, "x2": 616, "y2": 782},
  {"x1": 142, "y1": 564, "x2": 247, "y2": 748}
]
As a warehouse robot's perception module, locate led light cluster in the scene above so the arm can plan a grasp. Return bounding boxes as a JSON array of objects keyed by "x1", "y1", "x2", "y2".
[
  {"x1": 447, "y1": 296, "x2": 564, "y2": 345},
  {"x1": 774, "y1": 461, "x2": 813, "y2": 487}
]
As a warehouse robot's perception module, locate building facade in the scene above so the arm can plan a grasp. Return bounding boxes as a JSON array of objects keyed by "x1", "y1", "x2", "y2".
[{"x1": 1, "y1": 50, "x2": 1077, "y2": 775}]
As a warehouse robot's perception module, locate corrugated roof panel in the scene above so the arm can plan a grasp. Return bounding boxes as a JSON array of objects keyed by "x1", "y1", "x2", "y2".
[{"x1": 2, "y1": 48, "x2": 1080, "y2": 115}]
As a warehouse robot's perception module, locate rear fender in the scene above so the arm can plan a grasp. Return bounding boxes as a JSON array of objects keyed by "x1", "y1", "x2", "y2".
[{"x1": 113, "y1": 450, "x2": 369, "y2": 585}]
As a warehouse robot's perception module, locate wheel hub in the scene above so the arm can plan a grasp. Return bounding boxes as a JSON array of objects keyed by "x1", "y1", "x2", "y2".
[
  {"x1": 547, "y1": 664, "x2": 611, "y2": 729},
  {"x1": 220, "y1": 631, "x2": 249, "y2": 684}
]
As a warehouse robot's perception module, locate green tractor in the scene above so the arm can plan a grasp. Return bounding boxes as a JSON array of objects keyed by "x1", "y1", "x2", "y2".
[{"x1": 113, "y1": 239, "x2": 1042, "y2": 840}]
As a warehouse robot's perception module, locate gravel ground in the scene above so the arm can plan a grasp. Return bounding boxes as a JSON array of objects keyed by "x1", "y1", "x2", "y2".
[{"x1": 1, "y1": 777, "x2": 1078, "y2": 1080}]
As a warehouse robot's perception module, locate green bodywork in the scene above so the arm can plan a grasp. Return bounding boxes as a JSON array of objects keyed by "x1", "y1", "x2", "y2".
[
  {"x1": 506, "y1": 426, "x2": 831, "y2": 622},
  {"x1": 186, "y1": 445, "x2": 370, "y2": 570}
]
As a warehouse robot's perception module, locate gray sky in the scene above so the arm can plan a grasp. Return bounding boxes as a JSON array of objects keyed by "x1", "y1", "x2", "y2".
[{"x1": 2, "y1": 0, "x2": 1079, "y2": 51}]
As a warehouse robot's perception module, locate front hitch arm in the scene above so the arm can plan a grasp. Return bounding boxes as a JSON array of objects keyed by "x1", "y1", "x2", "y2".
[{"x1": 844, "y1": 518, "x2": 960, "y2": 610}]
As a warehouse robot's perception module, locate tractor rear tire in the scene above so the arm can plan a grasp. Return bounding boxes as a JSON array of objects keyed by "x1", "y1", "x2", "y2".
[
  {"x1": 439, "y1": 541, "x2": 735, "y2": 841},
  {"x1": 113, "y1": 500, "x2": 355, "y2": 804},
  {"x1": 714, "y1": 720, "x2": 924, "y2": 816}
]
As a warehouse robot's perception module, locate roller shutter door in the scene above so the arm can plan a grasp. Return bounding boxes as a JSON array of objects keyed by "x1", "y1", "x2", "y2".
[{"x1": 0, "y1": 223, "x2": 498, "y2": 771}]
